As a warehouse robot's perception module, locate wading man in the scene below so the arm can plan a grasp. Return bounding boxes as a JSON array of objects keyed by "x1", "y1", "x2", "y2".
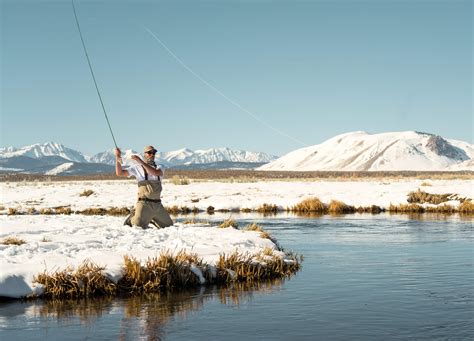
[{"x1": 115, "y1": 146, "x2": 173, "y2": 229}]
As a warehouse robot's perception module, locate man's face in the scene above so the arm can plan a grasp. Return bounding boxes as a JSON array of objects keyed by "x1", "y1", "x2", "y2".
[{"x1": 144, "y1": 150, "x2": 156, "y2": 161}]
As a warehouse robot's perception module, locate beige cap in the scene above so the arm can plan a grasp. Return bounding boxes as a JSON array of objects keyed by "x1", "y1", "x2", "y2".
[{"x1": 143, "y1": 145, "x2": 157, "y2": 153}]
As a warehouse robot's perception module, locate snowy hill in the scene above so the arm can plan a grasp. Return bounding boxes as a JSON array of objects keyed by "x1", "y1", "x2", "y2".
[
  {"x1": 259, "y1": 131, "x2": 474, "y2": 171},
  {"x1": 0, "y1": 142, "x2": 87, "y2": 163}
]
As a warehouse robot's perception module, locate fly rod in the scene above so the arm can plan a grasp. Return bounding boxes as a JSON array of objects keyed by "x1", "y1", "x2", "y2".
[{"x1": 71, "y1": 0, "x2": 119, "y2": 150}]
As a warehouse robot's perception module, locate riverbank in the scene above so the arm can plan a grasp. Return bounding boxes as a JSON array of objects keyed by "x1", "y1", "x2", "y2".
[
  {"x1": 1, "y1": 178, "x2": 472, "y2": 215},
  {"x1": 0, "y1": 215, "x2": 300, "y2": 299}
]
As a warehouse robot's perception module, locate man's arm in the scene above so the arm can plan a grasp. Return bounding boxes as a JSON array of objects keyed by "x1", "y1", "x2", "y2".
[
  {"x1": 115, "y1": 148, "x2": 129, "y2": 177},
  {"x1": 130, "y1": 155, "x2": 163, "y2": 176}
]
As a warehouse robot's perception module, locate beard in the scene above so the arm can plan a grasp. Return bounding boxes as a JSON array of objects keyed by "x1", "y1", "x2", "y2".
[{"x1": 145, "y1": 157, "x2": 157, "y2": 168}]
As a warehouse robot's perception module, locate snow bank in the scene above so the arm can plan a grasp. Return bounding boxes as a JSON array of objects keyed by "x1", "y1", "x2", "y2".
[
  {"x1": 1, "y1": 179, "x2": 472, "y2": 212},
  {"x1": 0, "y1": 215, "x2": 279, "y2": 298}
]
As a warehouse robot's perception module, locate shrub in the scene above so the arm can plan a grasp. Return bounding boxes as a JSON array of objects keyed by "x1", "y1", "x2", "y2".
[{"x1": 420, "y1": 181, "x2": 432, "y2": 187}]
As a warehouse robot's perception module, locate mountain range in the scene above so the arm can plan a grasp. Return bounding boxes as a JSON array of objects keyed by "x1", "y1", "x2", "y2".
[
  {"x1": 259, "y1": 131, "x2": 473, "y2": 171},
  {"x1": 0, "y1": 143, "x2": 276, "y2": 175},
  {"x1": 1, "y1": 131, "x2": 472, "y2": 175}
]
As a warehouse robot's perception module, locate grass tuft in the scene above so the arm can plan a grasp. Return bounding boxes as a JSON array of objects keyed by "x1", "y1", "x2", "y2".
[
  {"x1": 34, "y1": 260, "x2": 116, "y2": 299},
  {"x1": 256, "y1": 203, "x2": 279, "y2": 214},
  {"x1": 219, "y1": 219, "x2": 238, "y2": 228},
  {"x1": 79, "y1": 189, "x2": 94, "y2": 197},
  {"x1": 407, "y1": 189, "x2": 451, "y2": 205},
  {"x1": 292, "y1": 197, "x2": 325, "y2": 213},
  {"x1": 1, "y1": 236, "x2": 26, "y2": 245},
  {"x1": 459, "y1": 200, "x2": 474, "y2": 214},
  {"x1": 171, "y1": 175, "x2": 190, "y2": 185},
  {"x1": 420, "y1": 181, "x2": 432, "y2": 186},
  {"x1": 327, "y1": 200, "x2": 355, "y2": 214}
]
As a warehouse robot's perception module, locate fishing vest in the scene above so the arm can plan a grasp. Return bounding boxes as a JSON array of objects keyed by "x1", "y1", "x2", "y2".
[{"x1": 137, "y1": 166, "x2": 162, "y2": 202}]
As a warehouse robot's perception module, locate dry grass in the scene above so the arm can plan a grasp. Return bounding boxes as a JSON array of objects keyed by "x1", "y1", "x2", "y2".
[
  {"x1": 292, "y1": 197, "x2": 325, "y2": 213},
  {"x1": 1, "y1": 236, "x2": 26, "y2": 246},
  {"x1": 39, "y1": 208, "x2": 54, "y2": 215},
  {"x1": 256, "y1": 203, "x2": 279, "y2": 214},
  {"x1": 459, "y1": 200, "x2": 474, "y2": 214},
  {"x1": 7, "y1": 207, "x2": 18, "y2": 215},
  {"x1": 55, "y1": 206, "x2": 72, "y2": 215},
  {"x1": 31, "y1": 247, "x2": 302, "y2": 299},
  {"x1": 356, "y1": 205, "x2": 383, "y2": 213},
  {"x1": 166, "y1": 205, "x2": 181, "y2": 215},
  {"x1": 41, "y1": 236, "x2": 52, "y2": 242},
  {"x1": 171, "y1": 175, "x2": 190, "y2": 185},
  {"x1": 27, "y1": 207, "x2": 37, "y2": 214},
  {"x1": 207, "y1": 206, "x2": 215, "y2": 214},
  {"x1": 219, "y1": 219, "x2": 238, "y2": 228},
  {"x1": 420, "y1": 181, "x2": 432, "y2": 186},
  {"x1": 0, "y1": 205, "x2": 5, "y2": 211},
  {"x1": 327, "y1": 200, "x2": 355, "y2": 214},
  {"x1": 34, "y1": 260, "x2": 116, "y2": 299},
  {"x1": 388, "y1": 203, "x2": 425, "y2": 213},
  {"x1": 407, "y1": 189, "x2": 452, "y2": 205},
  {"x1": 79, "y1": 189, "x2": 94, "y2": 197}
]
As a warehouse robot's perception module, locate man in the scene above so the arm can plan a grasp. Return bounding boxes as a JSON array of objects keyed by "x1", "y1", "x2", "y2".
[{"x1": 115, "y1": 145, "x2": 173, "y2": 228}]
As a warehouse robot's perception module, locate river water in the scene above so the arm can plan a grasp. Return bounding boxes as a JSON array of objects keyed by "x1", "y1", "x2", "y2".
[{"x1": 1, "y1": 213, "x2": 473, "y2": 340}]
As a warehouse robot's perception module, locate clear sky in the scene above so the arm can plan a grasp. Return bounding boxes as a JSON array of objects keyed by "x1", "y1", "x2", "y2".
[{"x1": 1, "y1": 0, "x2": 472, "y2": 156}]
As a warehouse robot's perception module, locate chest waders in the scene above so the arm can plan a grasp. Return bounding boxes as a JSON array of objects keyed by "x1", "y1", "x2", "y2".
[{"x1": 129, "y1": 166, "x2": 174, "y2": 228}]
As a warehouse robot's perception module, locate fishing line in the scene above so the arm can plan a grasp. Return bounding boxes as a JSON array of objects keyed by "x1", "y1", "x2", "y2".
[
  {"x1": 72, "y1": 0, "x2": 119, "y2": 150},
  {"x1": 143, "y1": 26, "x2": 308, "y2": 147}
]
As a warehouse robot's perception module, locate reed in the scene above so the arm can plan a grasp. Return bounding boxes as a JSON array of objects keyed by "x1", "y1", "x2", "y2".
[{"x1": 7, "y1": 207, "x2": 19, "y2": 215}]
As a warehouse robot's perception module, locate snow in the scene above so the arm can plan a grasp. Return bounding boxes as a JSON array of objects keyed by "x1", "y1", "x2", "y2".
[
  {"x1": 0, "y1": 142, "x2": 88, "y2": 163},
  {"x1": 0, "y1": 215, "x2": 278, "y2": 298},
  {"x1": 44, "y1": 162, "x2": 74, "y2": 175},
  {"x1": 1, "y1": 178, "x2": 472, "y2": 212},
  {"x1": 1, "y1": 177, "x2": 472, "y2": 298},
  {"x1": 259, "y1": 131, "x2": 474, "y2": 171}
]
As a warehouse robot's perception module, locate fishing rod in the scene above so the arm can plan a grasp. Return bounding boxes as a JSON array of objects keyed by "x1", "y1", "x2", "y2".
[{"x1": 71, "y1": 0, "x2": 120, "y2": 153}]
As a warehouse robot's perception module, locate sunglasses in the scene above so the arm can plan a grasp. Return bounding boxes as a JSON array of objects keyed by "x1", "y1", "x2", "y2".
[{"x1": 145, "y1": 151, "x2": 156, "y2": 155}]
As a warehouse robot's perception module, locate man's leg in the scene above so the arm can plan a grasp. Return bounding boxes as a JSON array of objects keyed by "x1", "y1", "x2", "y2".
[
  {"x1": 131, "y1": 201, "x2": 153, "y2": 228},
  {"x1": 151, "y1": 203, "x2": 174, "y2": 228}
]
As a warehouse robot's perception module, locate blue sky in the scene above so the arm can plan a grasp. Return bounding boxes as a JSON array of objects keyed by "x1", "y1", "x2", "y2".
[{"x1": 1, "y1": 0, "x2": 472, "y2": 156}]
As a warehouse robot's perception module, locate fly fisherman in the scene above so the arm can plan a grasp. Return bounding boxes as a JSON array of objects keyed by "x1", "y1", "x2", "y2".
[{"x1": 115, "y1": 146, "x2": 173, "y2": 229}]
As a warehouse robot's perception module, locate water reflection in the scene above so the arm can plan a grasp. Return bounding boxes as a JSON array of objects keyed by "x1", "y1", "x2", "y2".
[{"x1": 0, "y1": 279, "x2": 286, "y2": 340}]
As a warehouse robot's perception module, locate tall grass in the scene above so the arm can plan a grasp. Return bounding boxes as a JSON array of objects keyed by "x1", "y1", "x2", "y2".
[{"x1": 32, "y1": 248, "x2": 302, "y2": 299}]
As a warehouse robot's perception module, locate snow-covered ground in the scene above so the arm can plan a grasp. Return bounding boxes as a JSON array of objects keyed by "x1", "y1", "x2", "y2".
[
  {"x1": 1, "y1": 178, "x2": 472, "y2": 212},
  {"x1": 0, "y1": 215, "x2": 280, "y2": 298},
  {"x1": 1, "y1": 178, "x2": 472, "y2": 299}
]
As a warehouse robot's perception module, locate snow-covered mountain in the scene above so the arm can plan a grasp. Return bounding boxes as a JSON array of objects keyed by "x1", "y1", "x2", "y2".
[
  {"x1": 160, "y1": 147, "x2": 276, "y2": 166},
  {"x1": 0, "y1": 142, "x2": 88, "y2": 163},
  {"x1": 88, "y1": 147, "x2": 276, "y2": 167},
  {"x1": 259, "y1": 131, "x2": 474, "y2": 171},
  {"x1": 0, "y1": 143, "x2": 277, "y2": 174}
]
